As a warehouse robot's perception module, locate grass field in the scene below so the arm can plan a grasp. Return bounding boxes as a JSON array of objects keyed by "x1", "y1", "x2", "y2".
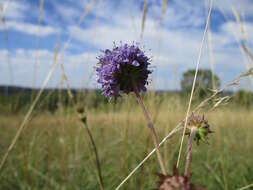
[
  {"x1": 1, "y1": 95, "x2": 253, "y2": 190},
  {"x1": 1, "y1": 0, "x2": 253, "y2": 189}
]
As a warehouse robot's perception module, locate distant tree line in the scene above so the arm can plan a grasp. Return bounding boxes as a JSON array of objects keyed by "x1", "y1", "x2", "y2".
[
  {"x1": 180, "y1": 69, "x2": 253, "y2": 107},
  {"x1": 0, "y1": 69, "x2": 253, "y2": 114}
]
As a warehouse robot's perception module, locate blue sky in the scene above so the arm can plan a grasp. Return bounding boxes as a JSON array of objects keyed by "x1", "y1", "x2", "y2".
[{"x1": 1, "y1": 0, "x2": 253, "y2": 90}]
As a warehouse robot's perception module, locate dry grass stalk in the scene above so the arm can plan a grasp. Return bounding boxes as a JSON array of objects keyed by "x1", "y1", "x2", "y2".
[
  {"x1": 57, "y1": 0, "x2": 94, "y2": 107},
  {"x1": 115, "y1": 125, "x2": 182, "y2": 190},
  {"x1": 161, "y1": 0, "x2": 168, "y2": 25},
  {"x1": 205, "y1": 0, "x2": 216, "y2": 90},
  {"x1": 0, "y1": 45, "x2": 59, "y2": 172},
  {"x1": 232, "y1": 6, "x2": 253, "y2": 87},
  {"x1": 77, "y1": 109, "x2": 104, "y2": 190},
  {"x1": 0, "y1": 0, "x2": 13, "y2": 85},
  {"x1": 237, "y1": 183, "x2": 253, "y2": 190},
  {"x1": 0, "y1": 0, "x2": 96, "y2": 171},
  {"x1": 232, "y1": 5, "x2": 247, "y2": 43},
  {"x1": 140, "y1": 0, "x2": 148, "y2": 39},
  {"x1": 32, "y1": 0, "x2": 44, "y2": 90},
  {"x1": 115, "y1": 67, "x2": 253, "y2": 189},
  {"x1": 220, "y1": 4, "x2": 253, "y2": 84},
  {"x1": 207, "y1": 30, "x2": 216, "y2": 90},
  {"x1": 176, "y1": 0, "x2": 214, "y2": 168}
]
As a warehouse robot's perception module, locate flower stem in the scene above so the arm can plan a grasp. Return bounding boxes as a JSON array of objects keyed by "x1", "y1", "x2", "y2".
[
  {"x1": 78, "y1": 110, "x2": 104, "y2": 190},
  {"x1": 184, "y1": 127, "x2": 197, "y2": 177},
  {"x1": 85, "y1": 124, "x2": 104, "y2": 189},
  {"x1": 133, "y1": 88, "x2": 167, "y2": 175}
]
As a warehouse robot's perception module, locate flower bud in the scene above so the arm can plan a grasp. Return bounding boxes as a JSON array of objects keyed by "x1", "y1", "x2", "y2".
[{"x1": 185, "y1": 113, "x2": 213, "y2": 145}]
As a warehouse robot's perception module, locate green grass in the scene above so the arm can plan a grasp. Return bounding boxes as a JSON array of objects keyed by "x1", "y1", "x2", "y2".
[{"x1": 0, "y1": 98, "x2": 253, "y2": 190}]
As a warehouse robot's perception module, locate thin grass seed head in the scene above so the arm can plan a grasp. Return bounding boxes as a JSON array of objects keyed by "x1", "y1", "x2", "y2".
[
  {"x1": 96, "y1": 42, "x2": 152, "y2": 98},
  {"x1": 185, "y1": 113, "x2": 213, "y2": 145},
  {"x1": 76, "y1": 106, "x2": 87, "y2": 124},
  {"x1": 157, "y1": 166, "x2": 205, "y2": 190}
]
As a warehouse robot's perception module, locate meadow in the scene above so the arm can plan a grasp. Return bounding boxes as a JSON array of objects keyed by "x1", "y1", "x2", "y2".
[
  {"x1": 0, "y1": 92, "x2": 253, "y2": 190},
  {"x1": 1, "y1": 0, "x2": 253, "y2": 189}
]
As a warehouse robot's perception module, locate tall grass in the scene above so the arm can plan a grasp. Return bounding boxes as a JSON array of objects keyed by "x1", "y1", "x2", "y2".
[
  {"x1": 1, "y1": 0, "x2": 253, "y2": 189},
  {"x1": 0, "y1": 98, "x2": 253, "y2": 189},
  {"x1": 176, "y1": 0, "x2": 214, "y2": 168}
]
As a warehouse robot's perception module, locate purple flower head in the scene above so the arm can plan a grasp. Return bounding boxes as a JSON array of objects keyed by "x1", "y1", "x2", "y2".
[{"x1": 96, "y1": 42, "x2": 152, "y2": 98}]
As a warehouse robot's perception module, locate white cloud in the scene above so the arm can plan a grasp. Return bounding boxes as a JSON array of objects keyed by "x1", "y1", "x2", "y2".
[
  {"x1": 0, "y1": 0, "x2": 58, "y2": 37},
  {"x1": 0, "y1": 49, "x2": 97, "y2": 89},
  {"x1": 214, "y1": 0, "x2": 253, "y2": 18},
  {"x1": 218, "y1": 21, "x2": 253, "y2": 45},
  {"x1": 6, "y1": 21, "x2": 58, "y2": 36},
  {"x1": 55, "y1": 5, "x2": 80, "y2": 21},
  {"x1": 66, "y1": 0, "x2": 253, "y2": 90},
  {"x1": 0, "y1": 0, "x2": 28, "y2": 20},
  {"x1": 1, "y1": 0, "x2": 253, "y2": 90}
]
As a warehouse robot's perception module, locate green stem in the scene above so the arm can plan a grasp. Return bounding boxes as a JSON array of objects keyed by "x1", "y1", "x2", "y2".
[
  {"x1": 184, "y1": 127, "x2": 197, "y2": 177},
  {"x1": 133, "y1": 87, "x2": 167, "y2": 175},
  {"x1": 78, "y1": 111, "x2": 104, "y2": 190}
]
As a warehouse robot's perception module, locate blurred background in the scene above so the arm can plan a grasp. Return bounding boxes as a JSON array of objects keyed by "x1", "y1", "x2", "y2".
[{"x1": 1, "y1": 0, "x2": 253, "y2": 190}]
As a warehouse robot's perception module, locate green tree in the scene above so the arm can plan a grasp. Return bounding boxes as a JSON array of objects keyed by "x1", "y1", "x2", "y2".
[{"x1": 180, "y1": 69, "x2": 220, "y2": 98}]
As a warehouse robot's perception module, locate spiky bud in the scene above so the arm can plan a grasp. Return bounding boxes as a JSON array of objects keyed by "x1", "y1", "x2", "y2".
[{"x1": 186, "y1": 113, "x2": 213, "y2": 145}]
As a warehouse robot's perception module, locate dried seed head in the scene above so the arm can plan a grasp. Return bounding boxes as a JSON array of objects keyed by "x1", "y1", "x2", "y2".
[
  {"x1": 76, "y1": 106, "x2": 87, "y2": 124},
  {"x1": 76, "y1": 106, "x2": 85, "y2": 114},
  {"x1": 186, "y1": 113, "x2": 213, "y2": 145},
  {"x1": 157, "y1": 167, "x2": 205, "y2": 190}
]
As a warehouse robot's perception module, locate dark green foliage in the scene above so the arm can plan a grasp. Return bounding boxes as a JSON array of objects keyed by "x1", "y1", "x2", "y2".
[
  {"x1": 0, "y1": 86, "x2": 182, "y2": 114},
  {"x1": 0, "y1": 85, "x2": 252, "y2": 114},
  {"x1": 181, "y1": 69, "x2": 220, "y2": 98},
  {"x1": 0, "y1": 86, "x2": 108, "y2": 114},
  {"x1": 233, "y1": 90, "x2": 253, "y2": 108}
]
